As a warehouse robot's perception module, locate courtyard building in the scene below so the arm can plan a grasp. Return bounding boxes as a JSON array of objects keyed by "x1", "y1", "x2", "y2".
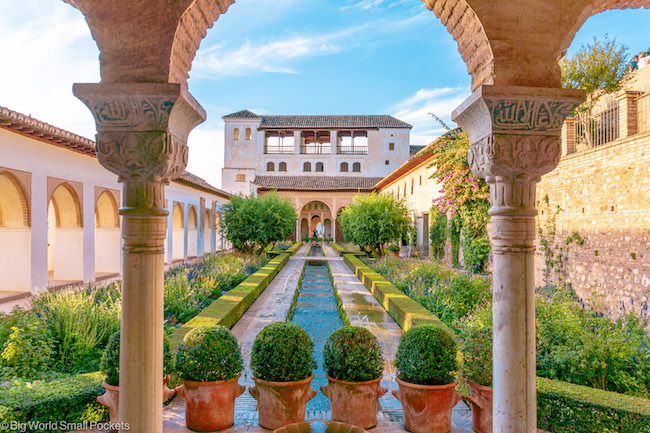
[
  {"x1": 0, "y1": 106, "x2": 231, "y2": 296},
  {"x1": 222, "y1": 110, "x2": 414, "y2": 240}
]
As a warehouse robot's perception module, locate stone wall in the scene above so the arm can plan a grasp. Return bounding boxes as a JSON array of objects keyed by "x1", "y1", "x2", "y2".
[{"x1": 535, "y1": 131, "x2": 650, "y2": 316}]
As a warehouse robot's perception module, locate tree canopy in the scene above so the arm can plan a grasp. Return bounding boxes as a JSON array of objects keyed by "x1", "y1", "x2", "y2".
[
  {"x1": 223, "y1": 192, "x2": 297, "y2": 254},
  {"x1": 338, "y1": 192, "x2": 411, "y2": 257},
  {"x1": 560, "y1": 35, "x2": 629, "y2": 111}
]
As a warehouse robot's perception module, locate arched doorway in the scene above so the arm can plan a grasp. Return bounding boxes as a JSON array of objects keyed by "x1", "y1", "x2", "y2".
[
  {"x1": 0, "y1": 171, "x2": 30, "y2": 291},
  {"x1": 335, "y1": 206, "x2": 347, "y2": 243},
  {"x1": 203, "y1": 209, "x2": 212, "y2": 255},
  {"x1": 299, "y1": 201, "x2": 332, "y2": 239},
  {"x1": 172, "y1": 203, "x2": 184, "y2": 261},
  {"x1": 215, "y1": 211, "x2": 222, "y2": 251},
  {"x1": 48, "y1": 183, "x2": 83, "y2": 282},
  {"x1": 323, "y1": 218, "x2": 332, "y2": 239},
  {"x1": 95, "y1": 191, "x2": 120, "y2": 275},
  {"x1": 188, "y1": 206, "x2": 198, "y2": 257}
]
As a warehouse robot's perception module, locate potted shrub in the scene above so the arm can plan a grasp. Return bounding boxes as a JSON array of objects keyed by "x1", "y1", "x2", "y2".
[
  {"x1": 392, "y1": 324, "x2": 462, "y2": 433},
  {"x1": 320, "y1": 326, "x2": 387, "y2": 429},
  {"x1": 462, "y1": 326, "x2": 493, "y2": 433},
  {"x1": 249, "y1": 322, "x2": 318, "y2": 429},
  {"x1": 97, "y1": 331, "x2": 176, "y2": 427},
  {"x1": 388, "y1": 244, "x2": 400, "y2": 257},
  {"x1": 175, "y1": 326, "x2": 245, "y2": 432}
]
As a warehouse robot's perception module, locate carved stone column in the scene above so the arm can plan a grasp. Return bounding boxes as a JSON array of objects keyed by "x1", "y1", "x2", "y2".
[
  {"x1": 73, "y1": 83, "x2": 205, "y2": 433},
  {"x1": 452, "y1": 85, "x2": 583, "y2": 433}
]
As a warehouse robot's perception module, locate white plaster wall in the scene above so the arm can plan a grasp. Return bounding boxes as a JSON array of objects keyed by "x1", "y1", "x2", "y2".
[
  {"x1": 188, "y1": 230, "x2": 198, "y2": 257},
  {"x1": 95, "y1": 229, "x2": 120, "y2": 273},
  {"x1": 0, "y1": 229, "x2": 31, "y2": 290},
  {"x1": 53, "y1": 229, "x2": 84, "y2": 280},
  {"x1": 0, "y1": 127, "x2": 230, "y2": 291},
  {"x1": 172, "y1": 230, "x2": 184, "y2": 260}
]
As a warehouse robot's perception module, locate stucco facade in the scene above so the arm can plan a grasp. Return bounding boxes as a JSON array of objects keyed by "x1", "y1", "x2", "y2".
[
  {"x1": 0, "y1": 107, "x2": 230, "y2": 294},
  {"x1": 222, "y1": 110, "x2": 412, "y2": 196}
]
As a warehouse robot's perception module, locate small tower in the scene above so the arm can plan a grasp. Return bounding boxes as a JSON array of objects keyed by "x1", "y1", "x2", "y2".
[{"x1": 222, "y1": 110, "x2": 262, "y2": 196}]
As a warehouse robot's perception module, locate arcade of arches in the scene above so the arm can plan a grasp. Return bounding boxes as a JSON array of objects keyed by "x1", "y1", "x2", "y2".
[{"x1": 51, "y1": 0, "x2": 650, "y2": 431}]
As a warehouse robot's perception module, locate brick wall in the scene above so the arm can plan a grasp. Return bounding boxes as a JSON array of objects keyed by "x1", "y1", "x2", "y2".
[{"x1": 535, "y1": 132, "x2": 650, "y2": 316}]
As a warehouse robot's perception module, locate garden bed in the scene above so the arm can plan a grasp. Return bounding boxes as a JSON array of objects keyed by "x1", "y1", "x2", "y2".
[
  {"x1": 0, "y1": 252, "x2": 272, "y2": 429},
  {"x1": 351, "y1": 255, "x2": 650, "y2": 431}
]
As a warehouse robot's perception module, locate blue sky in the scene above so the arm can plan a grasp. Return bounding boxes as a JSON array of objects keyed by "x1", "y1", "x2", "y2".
[{"x1": 1, "y1": 0, "x2": 649, "y2": 187}]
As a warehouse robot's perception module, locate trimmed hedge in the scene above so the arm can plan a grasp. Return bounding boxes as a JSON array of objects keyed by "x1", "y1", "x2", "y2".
[
  {"x1": 343, "y1": 254, "x2": 461, "y2": 346},
  {"x1": 168, "y1": 253, "x2": 290, "y2": 350},
  {"x1": 0, "y1": 372, "x2": 107, "y2": 425},
  {"x1": 331, "y1": 243, "x2": 365, "y2": 256},
  {"x1": 537, "y1": 377, "x2": 650, "y2": 433},
  {"x1": 267, "y1": 242, "x2": 302, "y2": 256},
  {"x1": 342, "y1": 253, "x2": 650, "y2": 431}
]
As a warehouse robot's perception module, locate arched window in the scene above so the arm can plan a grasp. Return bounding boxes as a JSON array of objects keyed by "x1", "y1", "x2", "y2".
[
  {"x1": 267, "y1": 162, "x2": 275, "y2": 172},
  {"x1": 303, "y1": 162, "x2": 312, "y2": 172},
  {"x1": 95, "y1": 191, "x2": 119, "y2": 229},
  {"x1": 340, "y1": 162, "x2": 348, "y2": 172},
  {"x1": 279, "y1": 162, "x2": 287, "y2": 172},
  {"x1": 188, "y1": 207, "x2": 198, "y2": 230},
  {"x1": 50, "y1": 183, "x2": 82, "y2": 228},
  {"x1": 0, "y1": 172, "x2": 30, "y2": 228},
  {"x1": 233, "y1": 127, "x2": 240, "y2": 140},
  {"x1": 245, "y1": 127, "x2": 252, "y2": 140},
  {"x1": 352, "y1": 162, "x2": 361, "y2": 172},
  {"x1": 315, "y1": 162, "x2": 324, "y2": 172},
  {"x1": 173, "y1": 203, "x2": 184, "y2": 229}
]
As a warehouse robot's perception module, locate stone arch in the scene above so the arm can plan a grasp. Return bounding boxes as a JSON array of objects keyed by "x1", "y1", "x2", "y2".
[
  {"x1": 0, "y1": 171, "x2": 29, "y2": 228},
  {"x1": 172, "y1": 203, "x2": 184, "y2": 229},
  {"x1": 300, "y1": 200, "x2": 332, "y2": 238},
  {"x1": 203, "y1": 209, "x2": 212, "y2": 255},
  {"x1": 188, "y1": 205, "x2": 198, "y2": 257},
  {"x1": 95, "y1": 190, "x2": 120, "y2": 274},
  {"x1": 95, "y1": 191, "x2": 119, "y2": 229},
  {"x1": 50, "y1": 183, "x2": 82, "y2": 228},
  {"x1": 48, "y1": 183, "x2": 83, "y2": 281},
  {"x1": 172, "y1": 202, "x2": 185, "y2": 261},
  {"x1": 323, "y1": 218, "x2": 332, "y2": 238},
  {"x1": 300, "y1": 218, "x2": 309, "y2": 240},
  {"x1": 188, "y1": 206, "x2": 198, "y2": 230}
]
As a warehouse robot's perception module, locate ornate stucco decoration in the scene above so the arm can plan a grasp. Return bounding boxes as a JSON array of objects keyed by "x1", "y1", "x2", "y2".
[
  {"x1": 452, "y1": 85, "x2": 584, "y2": 216},
  {"x1": 73, "y1": 83, "x2": 205, "y2": 211}
]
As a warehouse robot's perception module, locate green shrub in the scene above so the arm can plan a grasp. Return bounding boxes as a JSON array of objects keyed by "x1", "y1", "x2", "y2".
[
  {"x1": 0, "y1": 317, "x2": 53, "y2": 378},
  {"x1": 251, "y1": 322, "x2": 316, "y2": 382},
  {"x1": 100, "y1": 331, "x2": 175, "y2": 387},
  {"x1": 430, "y1": 210, "x2": 447, "y2": 259},
  {"x1": 395, "y1": 323, "x2": 458, "y2": 385},
  {"x1": 323, "y1": 326, "x2": 384, "y2": 382},
  {"x1": 462, "y1": 235, "x2": 491, "y2": 274},
  {"x1": 176, "y1": 326, "x2": 242, "y2": 382},
  {"x1": 388, "y1": 244, "x2": 400, "y2": 253},
  {"x1": 0, "y1": 371, "x2": 107, "y2": 424},
  {"x1": 461, "y1": 326, "x2": 492, "y2": 387}
]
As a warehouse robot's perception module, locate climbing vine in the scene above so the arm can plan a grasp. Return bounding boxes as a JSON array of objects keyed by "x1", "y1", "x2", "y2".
[
  {"x1": 536, "y1": 195, "x2": 584, "y2": 287},
  {"x1": 429, "y1": 209, "x2": 447, "y2": 259},
  {"x1": 427, "y1": 117, "x2": 491, "y2": 272}
]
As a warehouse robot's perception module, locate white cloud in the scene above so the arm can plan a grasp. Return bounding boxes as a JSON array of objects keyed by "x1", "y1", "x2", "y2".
[
  {"x1": 0, "y1": 0, "x2": 100, "y2": 139},
  {"x1": 388, "y1": 87, "x2": 470, "y2": 147},
  {"x1": 193, "y1": 26, "x2": 366, "y2": 77}
]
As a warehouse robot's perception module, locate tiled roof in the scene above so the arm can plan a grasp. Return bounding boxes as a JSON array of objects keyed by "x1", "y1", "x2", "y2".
[
  {"x1": 0, "y1": 105, "x2": 229, "y2": 199},
  {"x1": 222, "y1": 110, "x2": 261, "y2": 119},
  {"x1": 0, "y1": 105, "x2": 96, "y2": 156},
  {"x1": 254, "y1": 175, "x2": 383, "y2": 191},
  {"x1": 259, "y1": 115, "x2": 411, "y2": 129},
  {"x1": 222, "y1": 110, "x2": 412, "y2": 129}
]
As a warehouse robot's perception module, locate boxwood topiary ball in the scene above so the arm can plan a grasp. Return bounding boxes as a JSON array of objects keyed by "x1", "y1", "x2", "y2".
[
  {"x1": 323, "y1": 326, "x2": 384, "y2": 382},
  {"x1": 251, "y1": 322, "x2": 317, "y2": 382},
  {"x1": 176, "y1": 326, "x2": 243, "y2": 382},
  {"x1": 100, "y1": 330, "x2": 177, "y2": 387},
  {"x1": 394, "y1": 324, "x2": 458, "y2": 386}
]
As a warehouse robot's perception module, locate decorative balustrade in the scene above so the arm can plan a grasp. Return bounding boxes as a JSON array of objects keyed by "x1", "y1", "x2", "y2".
[{"x1": 336, "y1": 146, "x2": 368, "y2": 155}]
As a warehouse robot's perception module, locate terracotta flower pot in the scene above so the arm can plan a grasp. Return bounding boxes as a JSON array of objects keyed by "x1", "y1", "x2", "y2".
[
  {"x1": 249, "y1": 374, "x2": 318, "y2": 430},
  {"x1": 176, "y1": 373, "x2": 246, "y2": 432},
  {"x1": 320, "y1": 373, "x2": 388, "y2": 429},
  {"x1": 97, "y1": 376, "x2": 176, "y2": 429},
  {"x1": 463, "y1": 379, "x2": 493, "y2": 433},
  {"x1": 392, "y1": 378, "x2": 462, "y2": 433},
  {"x1": 391, "y1": 251, "x2": 400, "y2": 257}
]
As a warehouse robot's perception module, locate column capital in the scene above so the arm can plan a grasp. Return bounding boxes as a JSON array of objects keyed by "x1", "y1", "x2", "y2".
[
  {"x1": 73, "y1": 83, "x2": 206, "y2": 210},
  {"x1": 452, "y1": 85, "x2": 584, "y2": 215}
]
